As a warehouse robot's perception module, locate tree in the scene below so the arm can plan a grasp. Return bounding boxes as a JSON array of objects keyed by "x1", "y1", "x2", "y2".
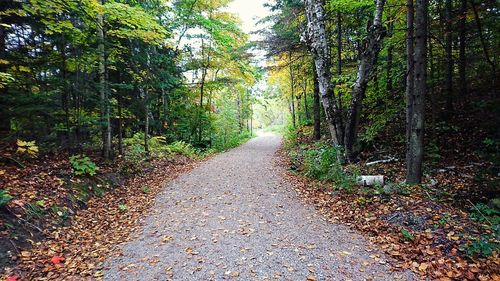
[
  {"x1": 304, "y1": 0, "x2": 344, "y2": 148},
  {"x1": 406, "y1": 0, "x2": 428, "y2": 184},
  {"x1": 97, "y1": 0, "x2": 111, "y2": 159},
  {"x1": 343, "y1": 0, "x2": 387, "y2": 160}
]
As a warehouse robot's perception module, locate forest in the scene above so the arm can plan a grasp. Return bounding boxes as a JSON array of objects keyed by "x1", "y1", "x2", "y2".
[{"x1": 0, "y1": 0, "x2": 499, "y2": 280}]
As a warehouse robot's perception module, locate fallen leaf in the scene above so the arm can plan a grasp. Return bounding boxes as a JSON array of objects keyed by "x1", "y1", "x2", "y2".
[{"x1": 51, "y1": 255, "x2": 65, "y2": 265}]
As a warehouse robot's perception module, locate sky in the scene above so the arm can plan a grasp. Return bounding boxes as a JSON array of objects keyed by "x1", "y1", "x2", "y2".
[
  {"x1": 227, "y1": 0, "x2": 273, "y2": 91},
  {"x1": 227, "y1": 0, "x2": 271, "y2": 39}
]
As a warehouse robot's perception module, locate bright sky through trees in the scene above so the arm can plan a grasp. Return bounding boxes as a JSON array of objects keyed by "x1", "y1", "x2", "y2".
[{"x1": 227, "y1": 0, "x2": 270, "y2": 36}]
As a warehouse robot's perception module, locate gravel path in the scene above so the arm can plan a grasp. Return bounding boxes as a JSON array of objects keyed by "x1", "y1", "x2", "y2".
[{"x1": 103, "y1": 134, "x2": 415, "y2": 280}]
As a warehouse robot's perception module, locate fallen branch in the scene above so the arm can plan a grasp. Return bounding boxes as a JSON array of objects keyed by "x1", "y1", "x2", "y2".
[{"x1": 366, "y1": 157, "x2": 398, "y2": 166}]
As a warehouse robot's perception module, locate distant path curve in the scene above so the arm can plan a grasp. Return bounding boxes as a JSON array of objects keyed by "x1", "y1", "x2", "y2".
[{"x1": 103, "y1": 134, "x2": 415, "y2": 280}]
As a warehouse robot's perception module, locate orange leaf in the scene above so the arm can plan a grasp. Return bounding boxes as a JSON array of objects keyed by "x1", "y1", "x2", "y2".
[{"x1": 51, "y1": 255, "x2": 65, "y2": 265}]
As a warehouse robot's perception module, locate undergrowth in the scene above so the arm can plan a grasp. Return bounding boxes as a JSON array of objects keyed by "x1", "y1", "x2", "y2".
[{"x1": 282, "y1": 124, "x2": 357, "y2": 190}]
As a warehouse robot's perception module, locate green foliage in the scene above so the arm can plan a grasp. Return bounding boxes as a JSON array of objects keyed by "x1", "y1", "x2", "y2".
[
  {"x1": 118, "y1": 204, "x2": 127, "y2": 212},
  {"x1": 2, "y1": 0, "x2": 257, "y2": 159},
  {"x1": 0, "y1": 189, "x2": 13, "y2": 207},
  {"x1": 400, "y1": 228, "x2": 414, "y2": 241},
  {"x1": 167, "y1": 141, "x2": 198, "y2": 158},
  {"x1": 462, "y1": 234, "x2": 499, "y2": 258},
  {"x1": 425, "y1": 142, "x2": 441, "y2": 167},
  {"x1": 25, "y1": 202, "x2": 43, "y2": 220},
  {"x1": 283, "y1": 124, "x2": 298, "y2": 151},
  {"x1": 51, "y1": 205, "x2": 71, "y2": 222},
  {"x1": 470, "y1": 203, "x2": 500, "y2": 225},
  {"x1": 69, "y1": 155, "x2": 99, "y2": 176},
  {"x1": 303, "y1": 144, "x2": 358, "y2": 190},
  {"x1": 141, "y1": 186, "x2": 150, "y2": 194},
  {"x1": 463, "y1": 203, "x2": 500, "y2": 258},
  {"x1": 439, "y1": 214, "x2": 450, "y2": 226},
  {"x1": 123, "y1": 132, "x2": 198, "y2": 161}
]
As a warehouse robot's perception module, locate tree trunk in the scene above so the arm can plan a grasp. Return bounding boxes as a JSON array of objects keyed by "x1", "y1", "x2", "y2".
[
  {"x1": 444, "y1": 0, "x2": 454, "y2": 112},
  {"x1": 118, "y1": 96, "x2": 123, "y2": 155},
  {"x1": 312, "y1": 63, "x2": 321, "y2": 140},
  {"x1": 98, "y1": 0, "x2": 111, "y2": 159},
  {"x1": 305, "y1": 0, "x2": 344, "y2": 148},
  {"x1": 237, "y1": 92, "x2": 242, "y2": 133},
  {"x1": 458, "y1": 0, "x2": 467, "y2": 99},
  {"x1": 289, "y1": 52, "x2": 296, "y2": 128},
  {"x1": 337, "y1": 12, "x2": 342, "y2": 76},
  {"x1": 303, "y1": 77, "x2": 310, "y2": 120},
  {"x1": 406, "y1": 0, "x2": 428, "y2": 184},
  {"x1": 142, "y1": 88, "x2": 149, "y2": 156},
  {"x1": 406, "y1": 0, "x2": 415, "y2": 162},
  {"x1": 60, "y1": 37, "x2": 72, "y2": 151},
  {"x1": 344, "y1": 0, "x2": 387, "y2": 161},
  {"x1": 161, "y1": 87, "x2": 168, "y2": 131},
  {"x1": 429, "y1": 28, "x2": 437, "y2": 138}
]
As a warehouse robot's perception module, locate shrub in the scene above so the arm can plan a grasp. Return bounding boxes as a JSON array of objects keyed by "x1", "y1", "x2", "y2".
[
  {"x1": 0, "y1": 189, "x2": 13, "y2": 207},
  {"x1": 16, "y1": 139, "x2": 39, "y2": 156},
  {"x1": 124, "y1": 132, "x2": 198, "y2": 161},
  {"x1": 470, "y1": 203, "x2": 500, "y2": 225},
  {"x1": 462, "y1": 234, "x2": 499, "y2": 258},
  {"x1": 69, "y1": 155, "x2": 99, "y2": 176},
  {"x1": 166, "y1": 141, "x2": 197, "y2": 157},
  {"x1": 303, "y1": 144, "x2": 357, "y2": 190},
  {"x1": 463, "y1": 202, "x2": 500, "y2": 258}
]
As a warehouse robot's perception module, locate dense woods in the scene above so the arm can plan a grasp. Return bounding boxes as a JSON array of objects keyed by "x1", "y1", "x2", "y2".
[
  {"x1": 263, "y1": 0, "x2": 498, "y2": 182},
  {"x1": 0, "y1": 0, "x2": 499, "y2": 279},
  {"x1": 0, "y1": 0, "x2": 257, "y2": 157},
  {"x1": 262, "y1": 0, "x2": 499, "y2": 278}
]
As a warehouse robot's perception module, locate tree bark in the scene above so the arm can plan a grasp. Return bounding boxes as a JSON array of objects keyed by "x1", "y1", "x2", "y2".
[
  {"x1": 98, "y1": 0, "x2": 111, "y2": 160},
  {"x1": 118, "y1": 96, "x2": 123, "y2": 155},
  {"x1": 312, "y1": 63, "x2": 321, "y2": 140},
  {"x1": 406, "y1": 0, "x2": 415, "y2": 163},
  {"x1": 444, "y1": 0, "x2": 454, "y2": 112},
  {"x1": 305, "y1": 0, "x2": 344, "y2": 148},
  {"x1": 336, "y1": 12, "x2": 342, "y2": 76},
  {"x1": 237, "y1": 92, "x2": 242, "y2": 133},
  {"x1": 0, "y1": 23, "x2": 8, "y2": 135},
  {"x1": 458, "y1": 0, "x2": 467, "y2": 99},
  {"x1": 142, "y1": 87, "x2": 149, "y2": 156},
  {"x1": 303, "y1": 77, "x2": 310, "y2": 120},
  {"x1": 344, "y1": 0, "x2": 387, "y2": 161},
  {"x1": 289, "y1": 52, "x2": 296, "y2": 128},
  {"x1": 406, "y1": 0, "x2": 428, "y2": 184}
]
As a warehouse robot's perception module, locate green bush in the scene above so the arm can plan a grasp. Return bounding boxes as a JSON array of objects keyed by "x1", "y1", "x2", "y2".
[
  {"x1": 0, "y1": 189, "x2": 13, "y2": 207},
  {"x1": 69, "y1": 155, "x2": 99, "y2": 176},
  {"x1": 462, "y1": 234, "x2": 499, "y2": 258},
  {"x1": 470, "y1": 203, "x2": 500, "y2": 225},
  {"x1": 303, "y1": 145, "x2": 357, "y2": 190},
  {"x1": 463, "y1": 203, "x2": 500, "y2": 258},
  {"x1": 283, "y1": 124, "x2": 298, "y2": 151},
  {"x1": 123, "y1": 132, "x2": 202, "y2": 162},
  {"x1": 166, "y1": 141, "x2": 198, "y2": 157}
]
